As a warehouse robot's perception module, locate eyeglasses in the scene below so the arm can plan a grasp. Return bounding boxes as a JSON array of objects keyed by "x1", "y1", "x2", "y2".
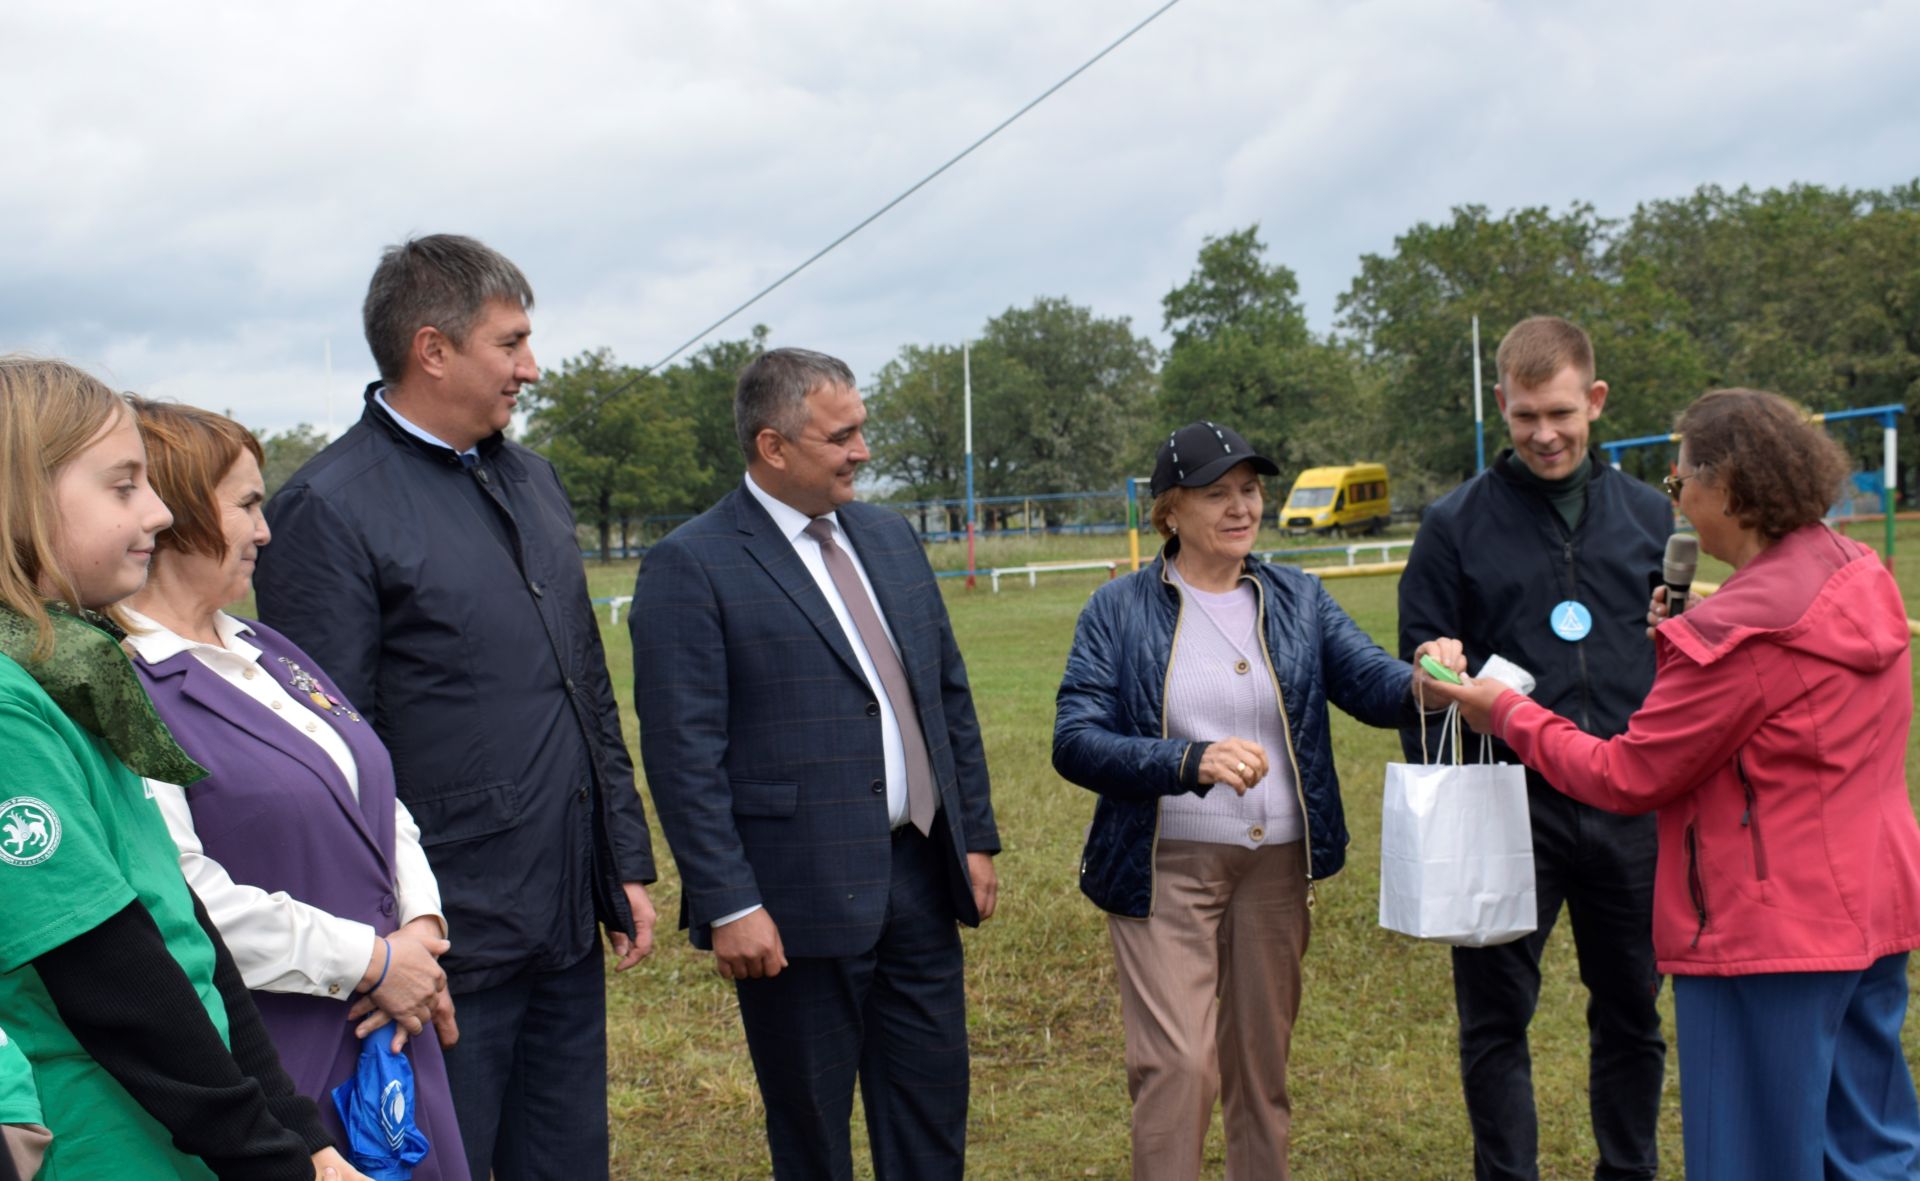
[{"x1": 1662, "y1": 471, "x2": 1687, "y2": 501}]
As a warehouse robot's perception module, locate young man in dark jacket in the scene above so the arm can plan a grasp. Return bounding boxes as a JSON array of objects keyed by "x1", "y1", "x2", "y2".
[
  {"x1": 255, "y1": 234, "x2": 658, "y2": 1181},
  {"x1": 1397, "y1": 316, "x2": 1671, "y2": 1181}
]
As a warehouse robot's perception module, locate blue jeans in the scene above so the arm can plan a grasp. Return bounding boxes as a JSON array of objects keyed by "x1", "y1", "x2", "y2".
[
  {"x1": 439, "y1": 951, "x2": 610, "y2": 1181},
  {"x1": 1674, "y1": 952, "x2": 1920, "y2": 1181}
]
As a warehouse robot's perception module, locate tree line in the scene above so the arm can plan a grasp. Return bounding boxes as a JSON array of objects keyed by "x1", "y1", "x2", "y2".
[{"x1": 256, "y1": 178, "x2": 1919, "y2": 552}]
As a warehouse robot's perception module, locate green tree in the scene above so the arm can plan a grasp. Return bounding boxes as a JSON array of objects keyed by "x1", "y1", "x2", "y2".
[
  {"x1": 864, "y1": 343, "x2": 966, "y2": 528},
  {"x1": 523, "y1": 348, "x2": 705, "y2": 560},
  {"x1": 658, "y1": 326, "x2": 768, "y2": 513},
  {"x1": 255, "y1": 423, "x2": 329, "y2": 498},
  {"x1": 1337, "y1": 203, "x2": 1708, "y2": 486},
  {"x1": 863, "y1": 300, "x2": 1157, "y2": 530},
  {"x1": 1160, "y1": 225, "x2": 1363, "y2": 474},
  {"x1": 975, "y1": 296, "x2": 1159, "y2": 500}
]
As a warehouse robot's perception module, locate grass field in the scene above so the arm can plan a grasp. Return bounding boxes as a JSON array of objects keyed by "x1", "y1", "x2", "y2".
[{"x1": 570, "y1": 518, "x2": 1920, "y2": 1179}]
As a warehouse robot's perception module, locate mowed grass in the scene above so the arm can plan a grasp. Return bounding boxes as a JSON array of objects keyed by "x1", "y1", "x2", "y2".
[{"x1": 571, "y1": 518, "x2": 1920, "y2": 1179}]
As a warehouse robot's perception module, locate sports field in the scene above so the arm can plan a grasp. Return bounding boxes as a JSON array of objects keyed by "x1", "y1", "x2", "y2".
[{"x1": 585, "y1": 522, "x2": 1920, "y2": 1179}]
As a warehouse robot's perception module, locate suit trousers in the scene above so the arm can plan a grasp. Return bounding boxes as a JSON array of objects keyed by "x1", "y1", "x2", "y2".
[
  {"x1": 1673, "y1": 952, "x2": 1920, "y2": 1181},
  {"x1": 734, "y1": 821, "x2": 969, "y2": 1181},
  {"x1": 1450, "y1": 783, "x2": 1665, "y2": 1181},
  {"x1": 439, "y1": 950, "x2": 610, "y2": 1181},
  {"x1": 1107, "y1": 838, "x2": 1310, "y2": 1181}
]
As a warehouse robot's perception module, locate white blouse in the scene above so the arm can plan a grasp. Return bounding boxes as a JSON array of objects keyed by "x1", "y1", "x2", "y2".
[{"x1": 126, "y1": 609, "x2": 445, "y2": 1001}]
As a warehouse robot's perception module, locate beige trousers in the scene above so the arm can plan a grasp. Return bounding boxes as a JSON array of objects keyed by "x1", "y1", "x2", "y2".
[{"x1": 1107, "y1": 838, "x2": 1310, "y2": 1181}]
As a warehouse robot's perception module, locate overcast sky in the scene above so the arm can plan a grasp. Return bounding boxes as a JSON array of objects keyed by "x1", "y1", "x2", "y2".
[{"x1": 3, "y1": 0, "x2": 1914, "y2": 435}]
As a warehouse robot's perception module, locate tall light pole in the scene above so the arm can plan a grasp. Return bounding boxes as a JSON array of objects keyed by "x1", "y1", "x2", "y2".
[
  {"x1": 1472, "y1": 314, "x2": 1486, "y2": 471},
  {"x1": 964, "y1": 343, "x2": 977, "y2": 590}
]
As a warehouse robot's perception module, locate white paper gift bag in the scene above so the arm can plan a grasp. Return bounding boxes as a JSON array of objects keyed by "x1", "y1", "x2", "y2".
[{"x1": 1379, "y1": 706, "x2": 1536, "y2": 948}]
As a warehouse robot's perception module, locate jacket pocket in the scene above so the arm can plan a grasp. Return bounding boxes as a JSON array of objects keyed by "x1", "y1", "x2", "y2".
[
  {"x1": 411, "y1": 780, "x2": 521, "y2": 847},
  {"x1": 1685, "y1": 822, "x2": 1708, "y2": 948},
  {"x1": 731, "y1": 779, "x2": 799, "y2": 818},
  {"x1": 1736, "y1": 754, "x2": 1769, "y2": 882}
]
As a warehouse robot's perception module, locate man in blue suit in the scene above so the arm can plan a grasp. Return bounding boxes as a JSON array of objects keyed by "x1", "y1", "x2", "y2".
[{"x1": 632, "y1": 347, "x2": 1000, "y2": 1181}]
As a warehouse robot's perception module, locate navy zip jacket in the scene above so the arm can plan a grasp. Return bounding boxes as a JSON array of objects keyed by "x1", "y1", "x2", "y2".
[
  {"x1": 255, "y1": 386, "x2": 656, "y2": 991},
  {"x1": 1053, "y1": 542, "x2": 1414, "y2": 918},
  {"x1": 1396, "y1": 451, "x2": 1671, "y2": 768}
]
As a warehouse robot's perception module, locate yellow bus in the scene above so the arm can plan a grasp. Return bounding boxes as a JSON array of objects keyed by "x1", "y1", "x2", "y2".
[{"x1": 1280, "y1": 463, "x2": 1391, "y2": 536}]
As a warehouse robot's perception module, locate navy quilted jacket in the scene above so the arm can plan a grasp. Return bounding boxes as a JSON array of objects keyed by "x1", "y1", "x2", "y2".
[{"x1": 1053, "y1": 544, "x2": 1414, "y2": 918}]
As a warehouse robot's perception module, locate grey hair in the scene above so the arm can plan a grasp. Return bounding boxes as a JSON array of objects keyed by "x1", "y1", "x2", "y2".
[
  {"x1": 733, "y1": 347, "x2": 856, "y2": 463},
  {"x1": 362, "y1": 234, "x2": 535, "y2": 383}
]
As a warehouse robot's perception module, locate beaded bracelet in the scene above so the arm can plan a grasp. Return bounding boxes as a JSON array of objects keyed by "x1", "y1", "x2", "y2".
[{"x1": 364, "y1": 937, "x2": 392, "y2": 995}]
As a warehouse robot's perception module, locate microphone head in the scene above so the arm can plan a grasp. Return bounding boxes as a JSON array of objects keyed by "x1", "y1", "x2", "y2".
[{"x1": 1664, "y1": 533, "x2": 1699, "y2": 585}]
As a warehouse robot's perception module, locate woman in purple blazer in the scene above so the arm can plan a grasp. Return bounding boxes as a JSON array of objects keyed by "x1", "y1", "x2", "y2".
[{"x1": 117, "y1": 399, "x2": 469, "y2": 1181}]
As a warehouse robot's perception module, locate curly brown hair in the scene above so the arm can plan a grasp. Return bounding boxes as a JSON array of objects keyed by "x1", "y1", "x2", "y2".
[{"x1": 1675, "y1": 388, "x2": 1851, "y2": 540}]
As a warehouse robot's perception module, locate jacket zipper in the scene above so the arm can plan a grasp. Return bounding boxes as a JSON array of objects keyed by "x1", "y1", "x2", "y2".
[
  {"x1": 1146, "y1": 566, "x2": 1188, "y2": 918},
  {"x1": 1562, "y1": 535, "x2": 1593, "y2": 731},
  {"x1": 1737, "y1": 754, "x2": 1768, "y2": 880},
  {"x1": 1248, "y1": 573, "x2": 1316, "y2": 909},
  {"x1": 1685, "y1": 822, "x2": 1708, "y2": 947}
]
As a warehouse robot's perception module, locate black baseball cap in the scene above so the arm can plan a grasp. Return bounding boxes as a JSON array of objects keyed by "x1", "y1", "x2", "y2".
[{"x1": 1150, "y1": 421, "x2": 1279, "y2": 496}]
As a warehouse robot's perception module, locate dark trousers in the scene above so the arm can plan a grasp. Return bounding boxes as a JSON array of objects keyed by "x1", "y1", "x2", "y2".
[
  {"x1": 440, "y1": 950, "x2": 610, "y2": 1181},
  {"x1": 1452, "y1": 783, "x2": 1666, "y2": 1181},
  {"x1": 734, "y1": 824, "x2": 970, "y2": 1181},
  {"x1": 1674, "y1": 953, "x2": 1920, "y2": 1181}
]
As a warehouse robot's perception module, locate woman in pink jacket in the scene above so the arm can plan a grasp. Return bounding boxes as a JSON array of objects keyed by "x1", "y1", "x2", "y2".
[{"x1": 1428, "y1": 388, "x2": 1920, "y2": 1181}]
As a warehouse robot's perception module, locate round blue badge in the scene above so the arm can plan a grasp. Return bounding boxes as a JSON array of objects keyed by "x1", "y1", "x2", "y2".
[{"x1": 1550, "y1": 600, "x2": 1593, "y2": 642}]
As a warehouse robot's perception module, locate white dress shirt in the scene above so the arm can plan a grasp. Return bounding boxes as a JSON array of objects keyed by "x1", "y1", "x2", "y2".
[
  {"x1": 125, "y1": 608, "x2": 445, "y2": 999},
  {"x1": 715, "y1": 475, "x2": 911, "y2": 928},
  {"x1": 375, "y1": 387, "x2": 479, "y2": 461}
]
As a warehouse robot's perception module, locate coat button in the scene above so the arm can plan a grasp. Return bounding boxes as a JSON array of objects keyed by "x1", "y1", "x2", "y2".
[
  {"x1": 871, "y1": 779, "x2": 885, "y2": 795},
  {"x1": 565, "y1": 677, "x2": 577, "y2": 693},
  {"x1": 865, "y1": 702, "x2": 880, "y2": 717},
  {"x1": 306, "y1": 722, "x2": 318, "y2": 734},
  {"x1": 270, "y1": 699, "x2": 283, "y2": 710},
  {"x1": 577, "y1": 787, "x2": 589, "y2": 802},
  {"x1": 528, "y1": 579, "x2": 544, "y2": 597},
  {"x1": 1234, "y1": 660, "x2": 1250, "y2": 675}
]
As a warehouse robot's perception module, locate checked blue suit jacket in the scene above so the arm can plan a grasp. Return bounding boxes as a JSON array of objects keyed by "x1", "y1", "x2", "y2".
[{"x1": 631, "y1": 486, "x2": 1001, "y2": 956}]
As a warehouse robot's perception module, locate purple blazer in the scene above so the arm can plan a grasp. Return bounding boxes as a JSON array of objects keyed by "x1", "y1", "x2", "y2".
[{"x1": 135, "y1": 618, "x2": 469, "y2": 1181}]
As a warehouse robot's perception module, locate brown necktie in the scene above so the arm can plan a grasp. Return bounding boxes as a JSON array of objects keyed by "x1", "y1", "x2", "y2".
[{"x1": 803, "y1": 518, "x2": 937, "y2": 835}]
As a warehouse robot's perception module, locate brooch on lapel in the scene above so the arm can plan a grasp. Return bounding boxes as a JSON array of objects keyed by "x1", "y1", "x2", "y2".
[{"x1": 276, "y1": 657, "x2": 361, "y2": 722}]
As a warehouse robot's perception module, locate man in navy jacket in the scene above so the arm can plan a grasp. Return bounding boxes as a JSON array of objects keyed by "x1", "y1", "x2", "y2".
[
  {"x1": 632, "y1": 348, "x2": 999, "y2": 1181},
  {"x1": 255, "y1": 234, "x2": 657, "y2": 1181},
  {"x1": 1398, "y1": 316, "x2": 1670, "y2": 1181}
]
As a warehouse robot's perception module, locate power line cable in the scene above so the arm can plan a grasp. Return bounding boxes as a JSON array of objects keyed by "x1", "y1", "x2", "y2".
[{"x1": 548, "y1": 0, "x2": 1186, "y2": 420}]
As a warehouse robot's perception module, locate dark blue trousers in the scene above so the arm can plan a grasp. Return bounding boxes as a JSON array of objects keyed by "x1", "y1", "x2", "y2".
[
  {"x1": 734, "y1": 824, "x2": 970, "y2": 1181},
  {"x1": 1674, "y1": 952, "x2": 1920, "y2": 1181},
  {"x1": 439, "y1": 950, "x2": 610, "y2": 1181},
  {"x1": 1451, "y1": 782, "x2": 1666, "y2": 1180}
]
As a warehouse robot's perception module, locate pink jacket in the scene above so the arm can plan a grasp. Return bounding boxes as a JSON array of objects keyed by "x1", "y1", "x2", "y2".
[{"x1": 1492, "y1": 523, "x2": 1920, "y2": 976}]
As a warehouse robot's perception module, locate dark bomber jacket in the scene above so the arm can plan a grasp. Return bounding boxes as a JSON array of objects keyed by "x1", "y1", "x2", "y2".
[
  {"x1": 1052, "y1": 542, "x2": 1414, "y2": 918},
  {"x1": 1396, "y1": 450, "x2": 1672, "y2": 772},
  {"x1": 255, "y1": 386, "x2": 656, "y2": 991}
]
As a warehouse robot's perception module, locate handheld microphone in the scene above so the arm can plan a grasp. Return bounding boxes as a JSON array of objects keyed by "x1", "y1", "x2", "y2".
[{"x1": 1663, "y1": 533, "x2": 1699, "y2": 616}]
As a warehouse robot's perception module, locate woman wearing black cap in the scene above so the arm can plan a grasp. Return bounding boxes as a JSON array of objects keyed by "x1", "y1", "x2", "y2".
[{"x1": 1052, "y1": 421, "x2": 1461, "y2": 1180}]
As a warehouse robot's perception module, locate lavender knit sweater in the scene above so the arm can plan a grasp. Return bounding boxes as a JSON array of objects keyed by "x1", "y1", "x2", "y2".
[{"x1": 1159, "y1": 564, "x2": 1303, "y2": 848}]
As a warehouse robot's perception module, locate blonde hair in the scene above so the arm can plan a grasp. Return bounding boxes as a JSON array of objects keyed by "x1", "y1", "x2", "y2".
[
  {"x1": 1496, "y1": 315, "x2": 1595, "y2": 390},
  {"x1": 0, "y1": 356, "x2": 130, "y2": 659}
]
